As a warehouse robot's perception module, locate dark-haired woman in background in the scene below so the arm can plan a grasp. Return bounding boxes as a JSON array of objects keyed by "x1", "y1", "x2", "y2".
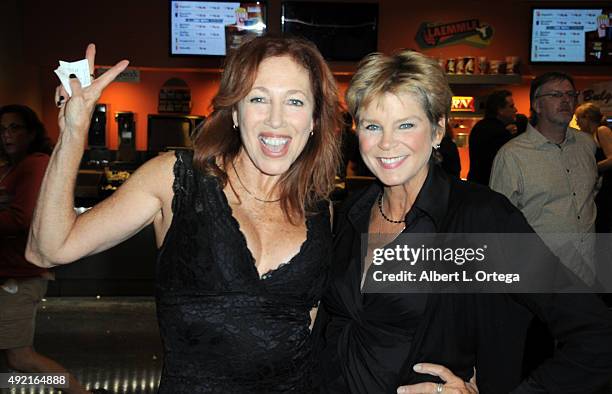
[
  {"x1": 26, "y1": 36, "x2": 341, "y2": 393},
  {"x1": 0, "y1": 105, "x2": 95, "y2": 394}
]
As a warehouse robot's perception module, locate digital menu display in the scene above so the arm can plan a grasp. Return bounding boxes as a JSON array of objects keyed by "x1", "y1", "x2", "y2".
[
  {"x1": 170, "y1": 1, "x2": 266, "y2": 56},
  {"x1": 531, "y1": 8, "x2": 611, "y2": 64}
]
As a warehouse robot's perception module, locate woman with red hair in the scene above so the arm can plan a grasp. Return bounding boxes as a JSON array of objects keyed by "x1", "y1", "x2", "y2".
[{"x1": 27, "y1": 37, "x2": 341, "y2": 393}]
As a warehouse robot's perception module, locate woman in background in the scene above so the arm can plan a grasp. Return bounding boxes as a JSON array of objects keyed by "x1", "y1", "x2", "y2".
[
  {"x1": 575, "y1": 102, "x2": 612, "y2": 232},
  {"x1": 0, "y1": 105, "x2": 96, "y2": 394}
]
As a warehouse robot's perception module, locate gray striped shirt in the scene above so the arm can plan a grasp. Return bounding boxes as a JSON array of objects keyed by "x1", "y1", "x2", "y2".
[{"x1": 490, "y1": 124, "x2": 598, "y2": 284}]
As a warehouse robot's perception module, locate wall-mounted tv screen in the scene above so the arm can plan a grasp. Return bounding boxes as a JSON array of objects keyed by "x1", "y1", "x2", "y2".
[
  {"x1": 170, "y1": 1, "x2": 267, "y2": 56},
  {"x1": 281, "y1": 2, "x2": 378, "y2": 61},
  {"x1": 530, "y1": 8, "x2": 611, "y2": 64}
]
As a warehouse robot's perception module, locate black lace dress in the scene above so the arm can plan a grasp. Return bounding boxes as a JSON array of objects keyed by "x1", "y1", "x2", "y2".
[{"x1": 155, "y1": 151, "x2": 331, "y2": 393}]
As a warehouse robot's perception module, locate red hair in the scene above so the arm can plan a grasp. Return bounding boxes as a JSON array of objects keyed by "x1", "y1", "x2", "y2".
[{"x1": 192, "y1": 36, "x2": 341, "y2": 223}]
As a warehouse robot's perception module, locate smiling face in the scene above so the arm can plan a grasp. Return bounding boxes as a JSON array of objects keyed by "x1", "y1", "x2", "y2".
[
  {"x1": 232, "y1": 55, "x2": 314, "y2": 176},
  {"x1": 357, "y1": 92, "x2": 444, "y2": 188},
  {"x1": 0, "y1": 112, "x2": 34, "y2": 162},
  {"x1": 533, "y1": 79, "x2": 577, "y2": 128}
]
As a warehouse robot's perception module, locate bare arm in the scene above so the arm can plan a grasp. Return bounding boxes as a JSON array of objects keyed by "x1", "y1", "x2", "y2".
[
  {"x1": 26, "y1": 44, "x2": 169, "y2": 267},
  {"x1": 597, "y1": 126, "x2": 612, "y2": 172}
]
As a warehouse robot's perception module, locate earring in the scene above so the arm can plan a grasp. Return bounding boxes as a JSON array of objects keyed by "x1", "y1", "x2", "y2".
[
  {"x1": 309, "y1": 130, "x2": 314, "y2": 137},
  {"x1": 433, "y1": 143, "x2": 440, "y2": 150},
  {"x1": 233, "y1": 124, "x2": 238, "y2": 131}
]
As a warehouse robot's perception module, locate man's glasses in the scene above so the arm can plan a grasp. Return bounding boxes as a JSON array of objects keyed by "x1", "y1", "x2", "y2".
[
  {"x1": 535, "y1": 91, "x2": 580, "y2": 100},
  {"x1": 0, "y1": 124, "x2": 26, "y2": 135}
]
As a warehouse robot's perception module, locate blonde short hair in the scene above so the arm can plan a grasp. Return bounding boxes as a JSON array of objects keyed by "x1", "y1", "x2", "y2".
[{"x1": 345, "y1": 50, "x2": 452, "y2": 133}]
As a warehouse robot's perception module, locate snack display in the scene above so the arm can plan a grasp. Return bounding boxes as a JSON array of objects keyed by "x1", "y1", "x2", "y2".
[
  {"x1": 456, "y1": 57, "x2": 466, "y2": 74},
  {"x1": 505, "y1": 56, "x2": 520, "y2": 74},
  {"x1": 438, "y1": 55, "x2": 519, "y2": 75},
  {"x1": 477, "y1": 56, "x2": 489, "y2": 74},
  {"x1": 464, "y1": 56, "x2": 475, "y2": 74},
  {"x1": 446, "y1": 58, "x2": 456, "y2": 74},
  {"x1": 489, "y1": 59, "x2": 506, "y2": 74}
]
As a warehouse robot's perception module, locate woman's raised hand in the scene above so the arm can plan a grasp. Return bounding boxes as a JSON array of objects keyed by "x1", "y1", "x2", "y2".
[{"x1": 55, "y1": 43, "x2": 129, "y2": 137}]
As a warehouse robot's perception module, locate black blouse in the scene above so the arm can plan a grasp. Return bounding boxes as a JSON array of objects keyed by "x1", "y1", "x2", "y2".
[
  {"x1": 156, "y1": 151, "x2": 332, "y2": 393},
  {"x1": 315, "y1": 163, "x2": 612, "y2": 394}
]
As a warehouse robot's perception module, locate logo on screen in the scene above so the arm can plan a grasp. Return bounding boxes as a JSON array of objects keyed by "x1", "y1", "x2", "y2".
[{"x1": 416, "y1": 19, "x2": 494, "y2": 49}]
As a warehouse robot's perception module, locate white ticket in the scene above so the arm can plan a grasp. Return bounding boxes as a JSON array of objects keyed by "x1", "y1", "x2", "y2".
[{"x1": 53, "y1": 58, "x2": 93, "y2": 96}]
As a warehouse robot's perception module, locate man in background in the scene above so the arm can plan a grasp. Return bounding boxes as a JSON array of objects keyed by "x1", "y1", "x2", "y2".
[
  {"x1": 468, "y1": 89, "x2": 517, "y2": 185},
  {"x1": 490, "y1": 72, "x2": 598, "y2": 285}
]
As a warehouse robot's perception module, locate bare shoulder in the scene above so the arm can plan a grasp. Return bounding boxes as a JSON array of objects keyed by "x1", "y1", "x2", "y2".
[
  {"x1": 118, "y1": 152, "x2": 177, "y2": 204},
  {"x1": 598, "y1": 126, "x2": 612, "y2": 157},
  {"x1": 598, "y1": 125, "x2": 612, "y2": 139},
  {"x1": 137, "y1": 151, "x2": 177, "y2": 176}
]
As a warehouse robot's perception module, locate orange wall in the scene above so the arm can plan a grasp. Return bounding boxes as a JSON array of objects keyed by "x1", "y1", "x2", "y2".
[{"x1": 18, "y1": 0, "x2": 612, "y2": 150}]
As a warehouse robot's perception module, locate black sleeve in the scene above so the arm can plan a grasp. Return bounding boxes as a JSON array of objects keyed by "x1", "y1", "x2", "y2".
[
  {"x1": 510, "y1": 292, "x2": 612, "y2": 393},
  {"x1": 487, "y1": 193, "x2": 612, "y2": 393},
  {"x1": 439, "y1": 135, "x2": 461, "y2": 178}
]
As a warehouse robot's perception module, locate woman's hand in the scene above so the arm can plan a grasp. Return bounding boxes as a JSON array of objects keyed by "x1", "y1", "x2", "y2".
[
  {"x1": 55, "y1": 43, "x2": 128, "y2": 138},
  {"x1": 397, "y1": 363, "x2": 478, "y2": 394}
]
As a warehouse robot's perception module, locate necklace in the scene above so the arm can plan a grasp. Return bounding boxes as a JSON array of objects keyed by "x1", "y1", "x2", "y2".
[
  {"x1": 232, "y1": 162, "x2": 281, "y2": 203},
  {"x1": 377, "y1": 192, "x2": 406, "y2": 224}
]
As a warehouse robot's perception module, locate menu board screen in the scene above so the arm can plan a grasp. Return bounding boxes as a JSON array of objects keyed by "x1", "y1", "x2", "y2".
[
  {"x1": 170, "y1": 1, "x2": 266, "y2": 56},
  {"x1": 530, "y1": 8, "x2": 611, "y2": 64}
]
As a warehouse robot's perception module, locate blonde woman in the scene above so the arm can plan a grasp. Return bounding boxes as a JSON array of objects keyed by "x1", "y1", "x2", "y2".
[
  {"x1": 315, "y1": 50, "x2": 612, "y2": 394},
  {"x1": 576, "y1": 102, "x2": 612, "y2": 232}
]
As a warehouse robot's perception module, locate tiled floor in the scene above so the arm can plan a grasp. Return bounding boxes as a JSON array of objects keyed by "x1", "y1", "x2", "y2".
[
  {"x1": 2, "y1": 297, "x2": 611, "y2": 394},
  {"x1": 1, "y1": 297, "x2": 162, "y2": 394}
]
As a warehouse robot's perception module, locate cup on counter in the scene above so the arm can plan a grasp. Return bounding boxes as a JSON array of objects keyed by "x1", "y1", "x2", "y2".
[
  {"x1": 489, "y1": 59, "x2": 506, "y2": 75},
  {"x1": 464, "y1": 56, "x2": 475, "y2": 74},
  {"x1": 597, "y1": 14, "x2": 609, "y2": 38},
  {"x1": 456, "y1": 57, "x2": 466, "y2": 74},
  {"x1": 446, "y1": 58, "x2": 456, "y2": 74},
  {"x1": 477, "y1": 56, "x2": 488, "y2": 74},
  {"x1": 505, "y1": 56, "x2": 520, "y2": 74}
]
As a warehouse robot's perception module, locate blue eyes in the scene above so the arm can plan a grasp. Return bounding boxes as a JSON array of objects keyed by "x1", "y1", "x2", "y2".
[
  {"x1": 362, "y1": 123, "x2": 415, "y2": 132},
  {"x1": 248, "y1": 97, "x2": 304, "y2": 106}
]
